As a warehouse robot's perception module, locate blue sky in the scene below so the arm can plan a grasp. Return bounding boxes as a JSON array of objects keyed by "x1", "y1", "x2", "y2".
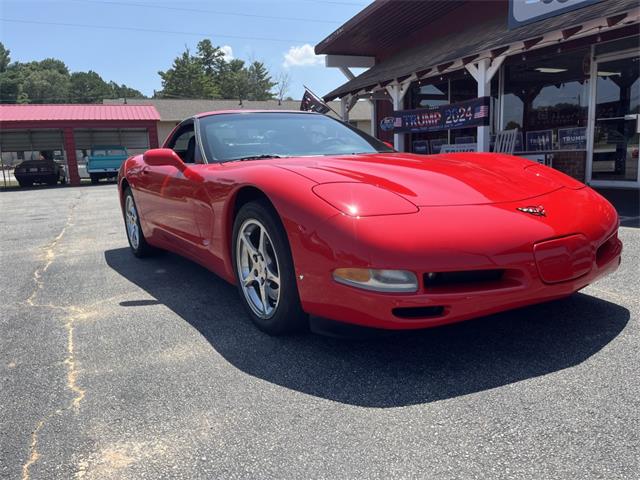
[{"x1": 0, "y1": 0, "x2": 371, "y2": 99}]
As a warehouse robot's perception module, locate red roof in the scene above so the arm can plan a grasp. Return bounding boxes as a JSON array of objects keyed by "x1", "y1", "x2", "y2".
[{"x1": 0, "y1": 104, "x2": 160, "y2": 122}]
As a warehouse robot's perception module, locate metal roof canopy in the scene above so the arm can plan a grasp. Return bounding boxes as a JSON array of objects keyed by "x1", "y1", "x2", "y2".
[
  {"x1": 0, "y1": 104, "x2": 160, "y2": 122},
  {"x1": 320, "y1": 0, "x2": 639, "y2": 101},
  {"x1": 0, "y1": 104, "x2": 161, "y2": 185}
]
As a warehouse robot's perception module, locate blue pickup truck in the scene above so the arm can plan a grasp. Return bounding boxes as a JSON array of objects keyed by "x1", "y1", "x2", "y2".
[{"x1": 87, "y1": 145, "x2": 129, "y2": 184}]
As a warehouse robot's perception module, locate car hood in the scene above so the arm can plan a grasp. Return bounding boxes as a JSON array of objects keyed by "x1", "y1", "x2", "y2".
[{"x1": 275, "y1": 152, "x2": 582, "y2": 206}]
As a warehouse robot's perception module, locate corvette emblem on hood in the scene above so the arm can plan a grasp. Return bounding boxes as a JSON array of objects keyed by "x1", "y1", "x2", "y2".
[{"x1": 517, "y1": 205, "x2": 546, "y2": 217}]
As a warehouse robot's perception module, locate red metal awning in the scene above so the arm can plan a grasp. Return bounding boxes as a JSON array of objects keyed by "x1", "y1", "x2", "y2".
[{"x1": 0, "y1": 104, "x2": 160, "y2": 122}]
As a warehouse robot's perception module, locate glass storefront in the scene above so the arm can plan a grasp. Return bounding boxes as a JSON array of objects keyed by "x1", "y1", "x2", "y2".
[
  {"x1": 407, "y1": 72, "x2": 484, "y2": 153},
  {"x1": 591, "y1": 54, "x2": 639, "y2": 182},
  {"x1": 388, "y1": 33, "x2": 639, "y2": 187}
]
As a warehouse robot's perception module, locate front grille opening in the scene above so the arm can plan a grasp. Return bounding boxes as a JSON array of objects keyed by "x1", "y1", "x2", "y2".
[
  {"x1": 424, "y1": 269, "x2": 504, "y2": 288},
  {"x1": 596, "y1": 233, "x2": 619, "y2": 267},
  {"x1": 392, "y1": 306, "x2": 445, "y2": 319}
]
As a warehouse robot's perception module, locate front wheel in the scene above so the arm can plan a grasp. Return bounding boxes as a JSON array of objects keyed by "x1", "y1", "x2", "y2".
[
  {"x1": 90, "y1": 174, "x2": 99, "y2": 184},
  {"x1": 123, "y1": 188, "x2": 156, "y2": 258},
  {"x1": 232, "y1": 201, "x2": 306, "y2": 335}
]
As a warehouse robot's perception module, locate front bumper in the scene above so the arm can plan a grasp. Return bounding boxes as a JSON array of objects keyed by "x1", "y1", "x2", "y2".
[
  {"x1": 301, "y1": 249, "x2": 620, "y2": 330},
  {"x1": 293, "y1": 187, "x2": 622, "y2": 330}
]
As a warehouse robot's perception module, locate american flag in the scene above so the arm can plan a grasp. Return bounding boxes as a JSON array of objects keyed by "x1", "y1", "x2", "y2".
[
  {"x1": 300, "y1": 87, "x2": 331, "y2": 114},
  {"x1": 474, "y1": 105, "x2": 489, "y2": 119}
]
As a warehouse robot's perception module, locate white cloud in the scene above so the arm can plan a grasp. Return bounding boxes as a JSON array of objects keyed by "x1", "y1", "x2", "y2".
[
  {"x1": 221, "y1": 45, "x2": 233, "y2": 61},
  {"x1": 283, "y1": 44, "x2": 324, "y2": 68}
]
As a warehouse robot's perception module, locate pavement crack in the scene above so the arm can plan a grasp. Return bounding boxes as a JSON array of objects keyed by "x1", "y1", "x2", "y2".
[
  {"x1": 21, "y1": 195, "x2": 88, "y2": 480},
  {"x1": 21, "y1": 419, "x2": 45, "y2": 480},
  {"x1": 26, "y1": 196, "x2": 80, "y2": 307},
  {"x1": 64, "y1": 308, "x2": 87, "y2": 410}
]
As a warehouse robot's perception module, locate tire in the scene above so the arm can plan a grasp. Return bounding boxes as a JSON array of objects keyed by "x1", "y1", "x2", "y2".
[
  {"x1": 18, "y1": 180, "x2": 31, "y2": 188},
  {"x1": 232, "y1": 201, "x2": 306, "y2": 335},
  {"x1": 123, "y1": 187, "x2": 156, "y2": 258},
  {"x1": 90, "y1": 174, "x2": 99, "y2": 184}
]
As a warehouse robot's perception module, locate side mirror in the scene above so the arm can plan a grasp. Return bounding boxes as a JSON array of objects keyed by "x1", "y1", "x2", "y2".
[
  {"x1": 143, "y1": 148, "x2": 185, "y2": 170},
  {"x1": 383, "y1": 141, "x2": 394, "y2": 149}
]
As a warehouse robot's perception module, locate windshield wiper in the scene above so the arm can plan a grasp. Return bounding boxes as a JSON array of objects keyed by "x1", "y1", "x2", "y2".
[{"x1": 226, "y1": 154, "x2": 282, "y2": 162}]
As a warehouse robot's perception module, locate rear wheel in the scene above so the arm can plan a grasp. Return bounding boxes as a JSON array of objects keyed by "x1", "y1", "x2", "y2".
[
  {"x1": 18, "y1": 180, "x2": 32, "y2": 188},
  {"x1": 232, "y1": 201, "x2": 306, "y2": 335},
  {"x1": 90, "y1": 174, "x2": 99, "y2": 184},
  {"x1": 123, "y1": 188, "x2": 155, "y2": 258}
]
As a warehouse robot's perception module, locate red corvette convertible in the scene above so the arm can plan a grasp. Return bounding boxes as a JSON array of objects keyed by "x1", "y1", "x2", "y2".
[{"x1": 117, "y1": 111, "x2": 622, "y2": 335}]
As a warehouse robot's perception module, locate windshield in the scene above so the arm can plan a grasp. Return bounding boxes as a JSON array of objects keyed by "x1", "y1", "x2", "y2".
[{"x1": 198, "y1": 112, "x2": 393, "y2": 162}]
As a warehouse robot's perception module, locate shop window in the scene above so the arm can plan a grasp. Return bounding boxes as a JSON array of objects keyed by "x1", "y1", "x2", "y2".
[
  {"x1": 407, "y1": 71, "x2": 488, "y2": 153},
  {"x1": 502, "y1": 49, "x2": 590, "y2": 152}
]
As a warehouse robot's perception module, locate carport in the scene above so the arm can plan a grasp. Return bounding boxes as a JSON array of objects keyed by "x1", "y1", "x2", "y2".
[{"x1": 0, "y1": 104, "x2": 160, "y2": 185}]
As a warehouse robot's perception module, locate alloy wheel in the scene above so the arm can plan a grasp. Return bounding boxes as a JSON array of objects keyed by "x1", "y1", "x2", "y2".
[
  {"x1": 125, "y1": 195, "x2": 140, "y2": 250},
  {"x1": 235, "y1": 218, "x2": 281, "y2": 319}
]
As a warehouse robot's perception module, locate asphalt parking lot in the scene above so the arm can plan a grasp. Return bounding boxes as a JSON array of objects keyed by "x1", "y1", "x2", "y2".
[{"x1": 1, "y1": 184, "x2": 638, "y2": 479}]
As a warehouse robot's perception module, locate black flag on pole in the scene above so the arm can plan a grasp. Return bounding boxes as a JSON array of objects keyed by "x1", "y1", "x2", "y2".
[{"x1": 300, "y1": 86, "x2": 331, "y2": 114}]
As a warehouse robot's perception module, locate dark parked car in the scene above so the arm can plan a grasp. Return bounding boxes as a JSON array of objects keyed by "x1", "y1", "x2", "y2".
[{"x1": 14, "y1": 158, "x2": 67, "y2": 187}]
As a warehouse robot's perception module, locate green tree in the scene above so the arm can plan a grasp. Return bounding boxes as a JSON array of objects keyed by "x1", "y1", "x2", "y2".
[
  {"x1": 158, "y1": 47, "x2": 218, "y2": 99},
  {"x1": 69, "y1": 71, "x2": 111, "y2": 103},
  {"x1": 0, "y1": 64, "x2": 22, "y2": 102},
  {"x1": 36, "y1": 58, "x2": 69, "y2": 76},
  {"x1": 247, "y1": 61, "x2": 275, "y2": 101},
  {"x1": 21, "y1": 68, "x2": 71, "y2": 103},
  {"x1": 157, "y1": 39, "x2": 276, "y2": 102},
  {"x1": 107, "y1": 81, "x2": 145, "y2": 100},
  {"x1": 218, "y1": 59, "x2": 250, "y2": 101},
  {"x1": 0, "y1": 42, "x2": 10, "y2": 73},
  {"x1": 196, "y1": 39, "x2": 226, "y2": 82},
  {"x1": 0, "y1": 43, "x2": 146, "y2": 104}
]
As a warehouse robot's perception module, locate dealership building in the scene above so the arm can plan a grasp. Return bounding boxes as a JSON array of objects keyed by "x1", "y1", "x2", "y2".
[{"x1": 318, "y1": 0, "x2": 639, "y2": 189}]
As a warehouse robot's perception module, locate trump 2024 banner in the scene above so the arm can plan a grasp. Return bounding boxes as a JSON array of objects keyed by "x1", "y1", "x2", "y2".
[{"x1": 393, "y1": 96, "x2": 491, "y2": 133}]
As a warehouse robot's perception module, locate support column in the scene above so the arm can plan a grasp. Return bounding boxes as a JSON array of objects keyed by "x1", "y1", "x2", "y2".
[
  {"x1": 148, "y1": 123, "x2": 159, "y2": 149},
  {"x1": 387, "y1": 83, "x2": 408, "y2": 152},
  {"x1": 63, "y1": 127, "x2": 80, "y2": 185},
  {"x1": 340, "y1": 95, "x2": 358, "y2": 123},
  {"x1": 369, "y1": 99, "x2": 376, "y2": 137},
  {"x1": 477, "y1": 59, "x2": 491, "y2": 153},
  {"x1": 466, "y1": 56, "x2": 504, "y2": 153},
  {"x1": 340, "y1": 97, "x2": 350, "y2": 123}
]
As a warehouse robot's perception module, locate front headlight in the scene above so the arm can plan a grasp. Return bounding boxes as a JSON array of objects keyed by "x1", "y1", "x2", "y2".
[
  {"x1": 312, "y1": 182, "x2": 418, "y2": 217},
  {"x1": 333, "y1": 268, "x2": 418, "y2": 293}
]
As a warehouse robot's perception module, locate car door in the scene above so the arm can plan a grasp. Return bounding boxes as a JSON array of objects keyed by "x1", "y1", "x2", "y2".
[{"x1": 137, "y1": 120, "x2": 205, "y2": 252}]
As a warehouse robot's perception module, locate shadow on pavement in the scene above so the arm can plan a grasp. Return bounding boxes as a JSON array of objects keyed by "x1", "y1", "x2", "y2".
[{"x1": 105, "y1": 247, "x2": 629, "y2": 408}]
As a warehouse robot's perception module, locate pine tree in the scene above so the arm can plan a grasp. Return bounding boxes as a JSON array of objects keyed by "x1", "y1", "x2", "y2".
[
  {"x1": 247, "y1": 61, "x2": 276, "y2": 101},
  {"x1": 158, "y1": 48, "x2": 218, "y2": 99}
]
